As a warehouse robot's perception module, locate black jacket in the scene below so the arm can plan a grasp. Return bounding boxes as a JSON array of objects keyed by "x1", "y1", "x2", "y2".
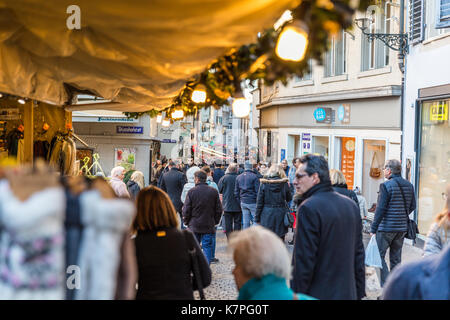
[
  {"x1": 371, "y1": 174, "x2": 416, "y2": 233},
  {"x1": 218, "y1": 173, "x2": 241, "y2": 212},
  {"x1": 255, "y1": 176, "x2": 292, "y2": 237},
  {"x1": 134, "y1": 227, "x2": 211, "y2": 300},
  {"x1": 291, "y1": 183, "x2": 365, "y2": 300},
  {"x1": 234, "y1": 169, "x2": 260, "y2": 204},
  {"x1": 332, "y1": 183, "x2": 359, "y2": 206},
  {"x1": 160, "y1": 168, "x2": 187, "y2": 213},
  {"x1": 213, "y1": 168, "x2": 225, "y2": 185},
  {"x1": 182, "y1": 183, "x2": 223, "y2": 234},
  {"x1": 126, "y1": 180, "x2": 141, "y2": 200}
]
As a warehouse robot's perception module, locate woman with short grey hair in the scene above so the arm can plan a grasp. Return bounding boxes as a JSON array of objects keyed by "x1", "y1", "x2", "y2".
[
  {"x1": 228, "y1": 226, "x2": 314, "y2": 300},
  {"x1": 109, "y1": 166, "x2": 130, "y2": 198}
]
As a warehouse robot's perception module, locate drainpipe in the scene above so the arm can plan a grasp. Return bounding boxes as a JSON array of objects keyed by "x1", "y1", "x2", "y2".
[{"x1": 399, "y1": 0, "x2": 405, "y2": 166}]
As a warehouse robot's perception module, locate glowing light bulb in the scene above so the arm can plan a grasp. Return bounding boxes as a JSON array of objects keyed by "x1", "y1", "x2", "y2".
[
  {"x1": 171, "y1": 109, "x2": 184, "y2": 119},
  {"x1": 156, "y1": 114, "x2": 162, "y2": 123},
  {"x1": 275, "y1": 21, "x2": 309, "y2": 62},
  {"x1": 18, "y1": 98, "x2": 26, "y2": 104},
  {"x1": 232, "y1": 97, "x2": 251, "y2": 118},
  {"x1": 162, "y1": 118, "x2": 171, "y2": 127},
  {"x1": 191, "y1": 84, "x2": 207, "y2": 103}
]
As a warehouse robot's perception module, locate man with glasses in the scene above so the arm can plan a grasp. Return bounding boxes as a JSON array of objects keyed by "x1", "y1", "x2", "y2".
[
  {"x1": 290, "y1": 154, "x2": 365, "y2": 300},
  {"x1": 370, "y1": 159, "x2": 416, "y2": 289}
]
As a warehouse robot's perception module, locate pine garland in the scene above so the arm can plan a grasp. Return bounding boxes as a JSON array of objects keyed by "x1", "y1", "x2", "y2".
[{"x1": 124, "y1": 0, "x2": 375, "y2": 120}]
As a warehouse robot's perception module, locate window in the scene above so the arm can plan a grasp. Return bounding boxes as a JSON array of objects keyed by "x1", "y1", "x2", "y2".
[
  {"x1": 436, "y1": 0, "x2": 450, "y2": 28},
  {"x1": 361, "y1": 1, "x2": 389, "y2": 71},
  {"x1": 324, "y1": 31, "x2": 346, "y2": 77},
  {"x1": 425, "y1": 0, "x2": 450, "y2": 38},
  {"x1": 294, "y1": 59, "x2": 313, "y2": 81}
]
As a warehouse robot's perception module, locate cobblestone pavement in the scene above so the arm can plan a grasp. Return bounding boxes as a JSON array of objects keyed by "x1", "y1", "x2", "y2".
[{"x1": 196, "y1": 229, "x2": 424, "y2": 300}]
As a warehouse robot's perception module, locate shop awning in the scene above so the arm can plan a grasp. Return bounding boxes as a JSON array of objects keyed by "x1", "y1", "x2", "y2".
[{"x1": 0, "y1": 0, "x2": 298, "y2": 112}]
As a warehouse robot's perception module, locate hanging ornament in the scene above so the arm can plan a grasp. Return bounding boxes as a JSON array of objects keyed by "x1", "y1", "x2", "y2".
[{"x1": 275, "y1": 21, "x2": 309, "y2": 62}]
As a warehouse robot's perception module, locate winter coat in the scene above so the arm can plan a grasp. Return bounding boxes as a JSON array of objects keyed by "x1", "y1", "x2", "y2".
[
  {"x1": 126, "y1": 180, "x2": 141, "y2": 200},
  {"x1": 423, "y1": 222, "x2": 450, "y2": 257},
  {"x1": 291, "y1": 183, "x2": 366, "y2": 300},
  {"x1": 109, "y1": 177, "x2": 130, "y2": 199},
  {"x1": 75, "y1": 190, "x2": 135, "y2": 300},
  {"x1": 134, "y1": 228, "x2": 211, "y2": 300},
  {"x1": 181, "y1": 166, "x2": 200, "y2": 203},
  {"x1": 213, "y1": 167, "x2": 225, "y2": 185},
  {"x1": 182, "y1": 183, "x2": 223, "y2": 234},
  {"x1": 382, "y1": 244, "x2": 450, "y2": 300},
  {"x1": 371, "y1": 174, "x2": 416, "y2": 233},
  {"x1": 218, "y1": 173, "x2": 241, "y2": 212},
  {"x1": 238, "y1": 274, "x2": 315, "y2": 300},
  {"x1": 255, "y1": 177, "x2": 292, "y2": 238},
  {"x1": 0, "y1": 181, "x2": 66, "y2": 299},
  {"x1": 332, "y1": 183, "x2": 359, "y2": 206},
  {"x1": 207, "y1": 176, "x2": 218, "y2": 191},
  {"x1": 160, "y1": 168, "x2": 187, "y2": 213},
  {"x1": 234, "y1": 169, "x2": 260, "y2": 204}
]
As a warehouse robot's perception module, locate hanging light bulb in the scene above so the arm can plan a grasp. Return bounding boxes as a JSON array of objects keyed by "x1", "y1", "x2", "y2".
[
  {"x1": 161, "y1": 118, "x2": 171, "y2": 127},
  {"x1": 0, "y1": 93, "x2": 3, "y2": 98},
  {"x1": 156, "y1": 113, "x2": 162, "y2": 123},
  {"x1": 232, "y1": 90, "x2": 251, "y2": 118},
  {"x1": 191, "y1": 84, "x2": 207, "y2": 103},
  {"x1": 18, "y1": 98, "x2": 26, "y2": 105},
  {"x1": 275, "y1": 21, "x2": 309, "y2": 62},
  {"x1": 171, "y1": 108, "x2": 184, "y2": 120}
]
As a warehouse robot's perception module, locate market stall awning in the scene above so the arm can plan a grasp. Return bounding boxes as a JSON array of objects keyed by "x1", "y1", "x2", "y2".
[{"x1": 0, "y1": 0, "x2": 298, "y2": 112}]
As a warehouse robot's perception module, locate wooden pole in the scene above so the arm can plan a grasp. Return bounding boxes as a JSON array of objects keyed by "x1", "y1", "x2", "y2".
[{"x1": 23, "y1": 100, "x2": 34, "y2": 164}]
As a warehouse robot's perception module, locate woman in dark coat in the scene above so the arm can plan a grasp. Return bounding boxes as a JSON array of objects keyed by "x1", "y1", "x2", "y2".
[
  {"x1": 127, "y1": 170, "x2": 145, "y2": 200},
  {"x1": 255, "y1": 164, "x2": 292, "y2": 241},
  {"x1": 132, "y1": 186, "x2": 211, "y2": 300},
  {"x1": 330, "y1": 169, "x2": 359, "y2": 205}
]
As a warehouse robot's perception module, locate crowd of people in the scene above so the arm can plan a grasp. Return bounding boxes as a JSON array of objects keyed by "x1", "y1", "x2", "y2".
[{"x1": 0, "y1": 154, "x2": 448, "y2": 300}]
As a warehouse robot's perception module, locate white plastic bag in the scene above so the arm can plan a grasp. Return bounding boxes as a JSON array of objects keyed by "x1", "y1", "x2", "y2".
[{"x1": 365, "y1": 235, "x2": 383, "y2": 269}]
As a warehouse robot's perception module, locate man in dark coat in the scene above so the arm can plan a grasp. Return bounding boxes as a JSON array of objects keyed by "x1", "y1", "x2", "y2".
[
  {"x1": 234, "y1": 162, "x2": 260, "y2": 229},
  {"x1": 291, "y1": 154, "x2": 365, "y2": 300},
  {"x1": 370, "y1": 159, "x2": 416, "y2": 287},
  {"x1": 160, "y1": 160, "x2": 187, "y2": 222},
  {"x1": 182, "y1": 170, "x2": 223, "y2": 264},
  {"x1": 213, "y1": 162, "x2": 225, "y2": 185},
  {"x1": 382, "y1": 243, "x2": 450, "y2": 300},
  {"x1": 218, "y1": 163, "x2": 242, "y2": 240}
]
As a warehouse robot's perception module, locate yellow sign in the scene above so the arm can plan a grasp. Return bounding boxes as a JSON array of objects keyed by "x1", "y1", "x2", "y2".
[{"x1": 430, "y1": 102, "x2": 448, "y2": 121}]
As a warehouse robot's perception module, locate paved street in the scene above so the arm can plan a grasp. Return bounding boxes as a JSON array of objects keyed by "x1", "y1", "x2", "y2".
[{"x1": 196, "y1": 228, "x2": 424, "y2": 300}]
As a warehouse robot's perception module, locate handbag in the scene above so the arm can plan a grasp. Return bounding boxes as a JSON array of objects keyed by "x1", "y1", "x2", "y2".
[
  {"x1": 183, "y1": 230, "x2": 206, "y2": 300},
  {"x1": 393, "y1": 180, "x2": 419, "y2": 243},
  {"x1": 369, "y1": 152, "x2": 382, "y2": 179},
  {"x1": 284, "y1": 203, "x2": 295, "y2": 228}
]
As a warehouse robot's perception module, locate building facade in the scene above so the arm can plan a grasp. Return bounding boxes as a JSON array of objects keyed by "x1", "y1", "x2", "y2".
[
  {"x1": 403, "y1": 0, "x2": 450, "y2": 237},
  {"x1": 253, "y1": 1, "x2": 404, "y2": 209}
]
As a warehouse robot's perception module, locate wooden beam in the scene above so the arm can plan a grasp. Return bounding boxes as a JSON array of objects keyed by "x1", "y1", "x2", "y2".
[{"x1": 22, "y1": 100, "x2": 34, "y2": 164}]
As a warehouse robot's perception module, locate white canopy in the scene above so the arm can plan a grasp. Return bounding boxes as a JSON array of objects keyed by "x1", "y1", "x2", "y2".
[{"x1": 0, "y1": 0, "x2": 297, "y2": 112}]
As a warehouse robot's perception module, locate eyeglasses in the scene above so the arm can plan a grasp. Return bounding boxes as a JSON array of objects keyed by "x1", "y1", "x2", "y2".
[{"x1": 295, "y1": 173, "x2": 309, "y2": 179}]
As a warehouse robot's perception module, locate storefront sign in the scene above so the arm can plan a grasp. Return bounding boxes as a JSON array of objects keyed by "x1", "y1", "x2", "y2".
[
  {"x1": 338, "y1": 104, "x2": 351, "y2": 124},
  {"x1": 267, "y1": 131, "x2": 272, "y2": 157},
  {"x1": 280, "y1": 149, "x2": 286, "y2": 161},
  {"x1": 302, "y1": 133, "x2": 311, "y2": 154},
  {"x1": 162, "y1": 139, "x2": 177, "y2": 143},
  {"x1": 341, "y1": 137, "x2": 355, "y2": 189},
  {"x1": 314, "y1": 107, "x2": 332, "y2": 124},
  {"x1": 98, "y1": 117, "x2": 137, "y2": 123},
  {"x1": 0, "y1": 108, "x2": 19, "y2": 120},
  {"x1": 430, "y1": 102, "x2": 448, "y2": 121},
  {"x1": 116, "y1": 126, "x2": 143, "y2": 134}
]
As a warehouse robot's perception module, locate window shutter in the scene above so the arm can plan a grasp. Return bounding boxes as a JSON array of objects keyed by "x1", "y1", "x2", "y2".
[
  {"x1": 409, "y1": 0, "x2": 424, "y2": 44},
  {"x1": 437, "y1": 0, "x2": 450, "y2": 28}
]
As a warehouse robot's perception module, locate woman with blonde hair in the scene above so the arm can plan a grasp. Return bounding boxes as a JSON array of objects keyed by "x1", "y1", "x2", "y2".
[
  {"x1": 424, "y1": 184, "x2": 450, "y2": 256},
  {"x1": 132, "y1": 185, "x2": 211, "y2": 299},
  {"x1": 255, "y1": 164, "x2": 292, "y2": 241},
  {"x1": 127, "y1": 170, "x2": 145, "y2": 200},
  {"x1": 329, "y1": 169, "x2": 359, "y2": 205}
]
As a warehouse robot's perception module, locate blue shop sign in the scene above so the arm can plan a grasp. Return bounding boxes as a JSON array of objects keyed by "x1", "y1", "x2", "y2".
[
  {"x1": 338, "y1": 105, "x2": 345, "y2": 121},
  {"x1": 314, "y1": 108, "x2": 326, "y2": 121},
  {"x1": 116, "y1": 126, "x2": 143, "y2": 134}
]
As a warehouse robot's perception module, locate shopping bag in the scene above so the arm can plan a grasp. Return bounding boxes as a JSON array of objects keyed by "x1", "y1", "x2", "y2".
[{"x1": 365, "y1": 235, "x2": 383, "y2": 269}]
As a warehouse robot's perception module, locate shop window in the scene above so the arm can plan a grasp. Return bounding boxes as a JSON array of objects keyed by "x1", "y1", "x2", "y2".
[
  {"x1": 361, "y1": 1, "x2": 389, "y2": 71},
  {"x1": 324, "y1": 31, "x2": 346, "y2": 77},
  {"x1": 361, "y1": 140, "x2": 386, "y2": 210},
  {"x1": 311, "y1": 136, "x2": 329, "y2": 162},
  {"x1": 417, "y1": 99, "x2": 450, "y2": 235}
]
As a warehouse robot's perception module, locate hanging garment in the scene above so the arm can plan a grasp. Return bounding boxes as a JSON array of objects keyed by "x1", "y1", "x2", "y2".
[
  {"x1": 0, "y1": 180, "x2": 66, "y2": 300},
  {"x1": 33, "y1": 140, "x2": 50, "y2": 161},
  {"x1": 6, "y1": 130, "x2": 23, "y2": 157},
  {"x1": 75, "y1": 190, "x2": 135, "y2": 300},
  {"x1": 48, "y1": 135, "x2": 77, "y2": 176}
]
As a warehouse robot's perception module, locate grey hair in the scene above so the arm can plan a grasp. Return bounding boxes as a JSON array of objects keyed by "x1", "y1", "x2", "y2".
[
  {"x1": 228, "y1": 226, "x2": 292, "y2": 280},
  {"x1": 385, "y1": 159, "x2": 402, "y2": 175},
  {"x1": 226, "y1": 163, "x2": 238, "y2": 174},
  {"x1": 110, "y1": 166, "x2": 125, "y2": 178}
]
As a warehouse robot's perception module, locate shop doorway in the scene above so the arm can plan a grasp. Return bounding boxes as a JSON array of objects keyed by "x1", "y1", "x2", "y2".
[
  {"x1": 287, "y1": 134, "x2": 301, "y2": 163},
  {"x1": 334, "y1": 137, "x2": 356, "y2": 189},
  {"x1": 361, "y1": 140, "x2": 386, "y2": 211}
]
